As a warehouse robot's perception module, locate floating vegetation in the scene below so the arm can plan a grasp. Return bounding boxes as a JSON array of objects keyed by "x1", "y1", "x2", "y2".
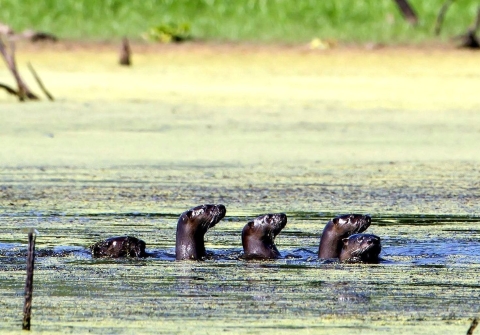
[
  {"x1": 0, "y1": 165, "x2": 479, "y2": 334},
  {"x1": 142, "y1": 22, "x2": 191, "y2": 43}
]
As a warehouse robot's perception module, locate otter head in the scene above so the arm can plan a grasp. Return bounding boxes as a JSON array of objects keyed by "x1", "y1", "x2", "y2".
[
  {"x1": 90, "y1": 236, "x2": 147, "y2": 258},
  {"x1": 339, "y1": 233, "x2": 381, "y2": 263},
  {"x1": 175, "y1": 204, "x2": 226, "y2": 260},
  {"x1": 331, "y1": 214, "x2": 371, "y2": 235},
  {"x1": 318, "y1": 214, "x2": 371, "y2": 259},
  {"x1": 242, "y1": 213, "x2": 287, "y2": 260}
]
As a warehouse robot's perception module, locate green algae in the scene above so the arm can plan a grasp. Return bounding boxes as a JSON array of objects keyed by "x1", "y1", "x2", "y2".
[
  {"x1": 1, "y1": 47, "x2": 480, "y2": 334},
  {"x1": 1, "y1": 170, "x2": 479, "y2": 334}
]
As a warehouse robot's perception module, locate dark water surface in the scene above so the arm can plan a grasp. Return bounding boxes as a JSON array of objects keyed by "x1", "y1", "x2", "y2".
[{"x1": 1, "y1": 164, "x2": 479, "y2": 334}]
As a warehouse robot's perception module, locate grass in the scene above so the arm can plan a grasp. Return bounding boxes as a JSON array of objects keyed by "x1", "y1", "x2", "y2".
[{"x1": 0, "y1": 0, "x2": 479, "y2": 43}]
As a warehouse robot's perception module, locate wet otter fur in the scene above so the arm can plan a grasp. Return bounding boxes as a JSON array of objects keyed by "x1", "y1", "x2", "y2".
[
  {"x1": 90, "y1": 236, "x2": 147, "y2": 258},
  {"x1": 242, "y1": 213, "x2": 287, "y2": 260},
  {"x1": 318, "y1": 214, "x2": 371, "y2": 259},
  {"x1": 175, "y1": 204, "x2": 226, "y2": 260},
  {"x1": 339, "y1": 233, "x2": 381, "y2": 263}
]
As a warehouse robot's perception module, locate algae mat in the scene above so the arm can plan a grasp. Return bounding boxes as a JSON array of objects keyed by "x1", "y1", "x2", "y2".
[{"x1": 0, "y1": 45, "x2": 479, "y2": 334}]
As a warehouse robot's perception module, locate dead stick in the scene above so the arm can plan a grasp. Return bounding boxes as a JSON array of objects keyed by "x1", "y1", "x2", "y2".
[
  {"x1": 435, "y1": 0, "x2": 456, "y2": 36},
  {"x1": 22, "y1": 230, "x2": 36, "y2": 331},
  {"x1": 393, "y1": 0, "x2": 418, "y2": 25},
  {"x1": 0, "y1": 38, "x2": 38, "y2": 101},
  {"x1": 0, "y1": 82, "x2": 19, "y2": 96},
  {"x1": 27, "y1": 62, "x2": 54, "y2": 101},
  {"x1": 119, "y1": 37, "x2": 131, "y2": 66},
  {"x1": 7, "y1": 41, "x2": 38, "y2": 100},
  {"x1": 0, "y1": 39, "x2": 25, "y2": 100},
  {"x1": 467, "y1": 318, "x2": 478, "y2": 335}
]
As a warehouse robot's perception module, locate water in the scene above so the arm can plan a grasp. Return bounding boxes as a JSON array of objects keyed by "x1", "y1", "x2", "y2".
[
  {"x1": 1, "y1": 165, "x2": 479, "y2": 334},
  {"x1": 1, "y1": 47, "x2": 480, "y2": 334}
]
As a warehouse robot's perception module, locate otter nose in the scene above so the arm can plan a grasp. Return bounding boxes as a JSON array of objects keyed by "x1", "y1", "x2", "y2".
[{"x1": 217, "y1": 204, "x2": 227, "y2": 216}]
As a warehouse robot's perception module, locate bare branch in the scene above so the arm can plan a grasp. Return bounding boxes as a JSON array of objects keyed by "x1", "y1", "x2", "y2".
[
  {"x1": 27, "y1": 62, "x2": 54, "y2": 101},
  {"x1": 393, "y1": 0, "x2": 418, "y2": 25},
  {"x1": 0, "y1": 38, "x2": 38, "y2": 100},
  {"x1": 435, "y1": 0, "x2": 456, "y2": 36},
  {"x1": 0, "y1": 82, "x2": 18, "y2": 96}
]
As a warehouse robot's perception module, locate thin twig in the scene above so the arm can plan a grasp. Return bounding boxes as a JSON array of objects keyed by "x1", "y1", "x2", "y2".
[
  {"x1": 22, "y1": 230, "x2": 36, "y2": 331},
  {"x1": 435, "y1": 0, "x2": 456, "y2": 35},
  {"x1": 0, "y1": 82, "x2": 18, "y2": 96},
  {"x1": 27, "y1": 62, "x2": 54, "y2": 101},
  {"x1": 8, "y1": 41, "x2": 38, "y2": 100}
]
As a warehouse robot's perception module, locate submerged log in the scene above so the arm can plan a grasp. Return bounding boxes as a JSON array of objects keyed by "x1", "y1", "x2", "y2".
[
  {"x1": 0, "y1": 22, "x2": 58, "y2": 43},
  {"x1": 20, "y1": 29, "x2": 58, "y2": 43}
]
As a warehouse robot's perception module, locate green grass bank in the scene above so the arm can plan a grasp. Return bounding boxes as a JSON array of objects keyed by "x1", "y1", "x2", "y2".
[{"x1": 0, "y1": 0, "x2": 478, "y2": 44}]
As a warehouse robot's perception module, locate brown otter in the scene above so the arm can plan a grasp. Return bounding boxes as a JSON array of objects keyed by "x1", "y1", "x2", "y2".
[
  {"x1": 175, "y1": 204, "x2": 226, "y2": 260},
  {"x1": 318, "y1": 214, "x2": 371, "y2": 259},
  {"x1": 90, "y1": 236, "x2": 146, "y2": 258},
  {"x1": 339, "y1": 233, "x2": 381, "y2": 263},
  {"x1": 242, "y1": 213, "x2": 287, "y2": 260}
]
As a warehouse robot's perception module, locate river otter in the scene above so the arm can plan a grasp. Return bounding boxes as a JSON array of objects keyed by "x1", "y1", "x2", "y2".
[
  {"x1": 90, "y1": 236, "x2": 147, "y2": 258},
  {"x1": 339, "y1": 233, "x2": 381, "y2": 263},
  {"x1": 175, "y1": 204, "x2": 226, "y2": 260},
  {"x1": 242, "y1": 213, "x2": 287, "y2": 260},
  {"x1": 318, "y1": 214, "x2": 371, "y2": 259}
]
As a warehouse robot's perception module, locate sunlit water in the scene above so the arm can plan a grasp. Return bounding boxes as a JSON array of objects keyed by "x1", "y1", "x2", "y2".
[
  {"x1": 1, "y1": 164, "x2": 479, "y2": 334},
  {"x1": 1, "y1": 47, "x2": 480, "y2": 334}
]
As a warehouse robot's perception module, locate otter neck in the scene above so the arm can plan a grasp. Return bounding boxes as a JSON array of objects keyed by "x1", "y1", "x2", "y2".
[
  {"x1": 175, "y1": 224, "x2": 207, "y2": 260},
  {"x1": 243, "y1": 235, "x2": 280, "y2": 259},
  {"x1": 318, "y1": 229, "x2": 345, "y2": 259}
]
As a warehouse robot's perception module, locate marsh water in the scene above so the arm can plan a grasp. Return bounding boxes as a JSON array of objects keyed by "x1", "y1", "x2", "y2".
[{"x1": 1, "y1": 46, "x2": 480, "y2": 334}]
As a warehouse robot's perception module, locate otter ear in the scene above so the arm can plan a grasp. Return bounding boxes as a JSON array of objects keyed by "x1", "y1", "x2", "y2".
[
  {"x1": 332, "y1": 218, "x2": 338, "y2": 225},
  {"x1": 342, "y1": 237, "x2": 349, "y2": 245},
  {"x1": 247, "y1": 220, "x2": 255, "y2": 228},
  {"x1": 185, "y1": 210, "x2": 193, "y2": 219}
]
